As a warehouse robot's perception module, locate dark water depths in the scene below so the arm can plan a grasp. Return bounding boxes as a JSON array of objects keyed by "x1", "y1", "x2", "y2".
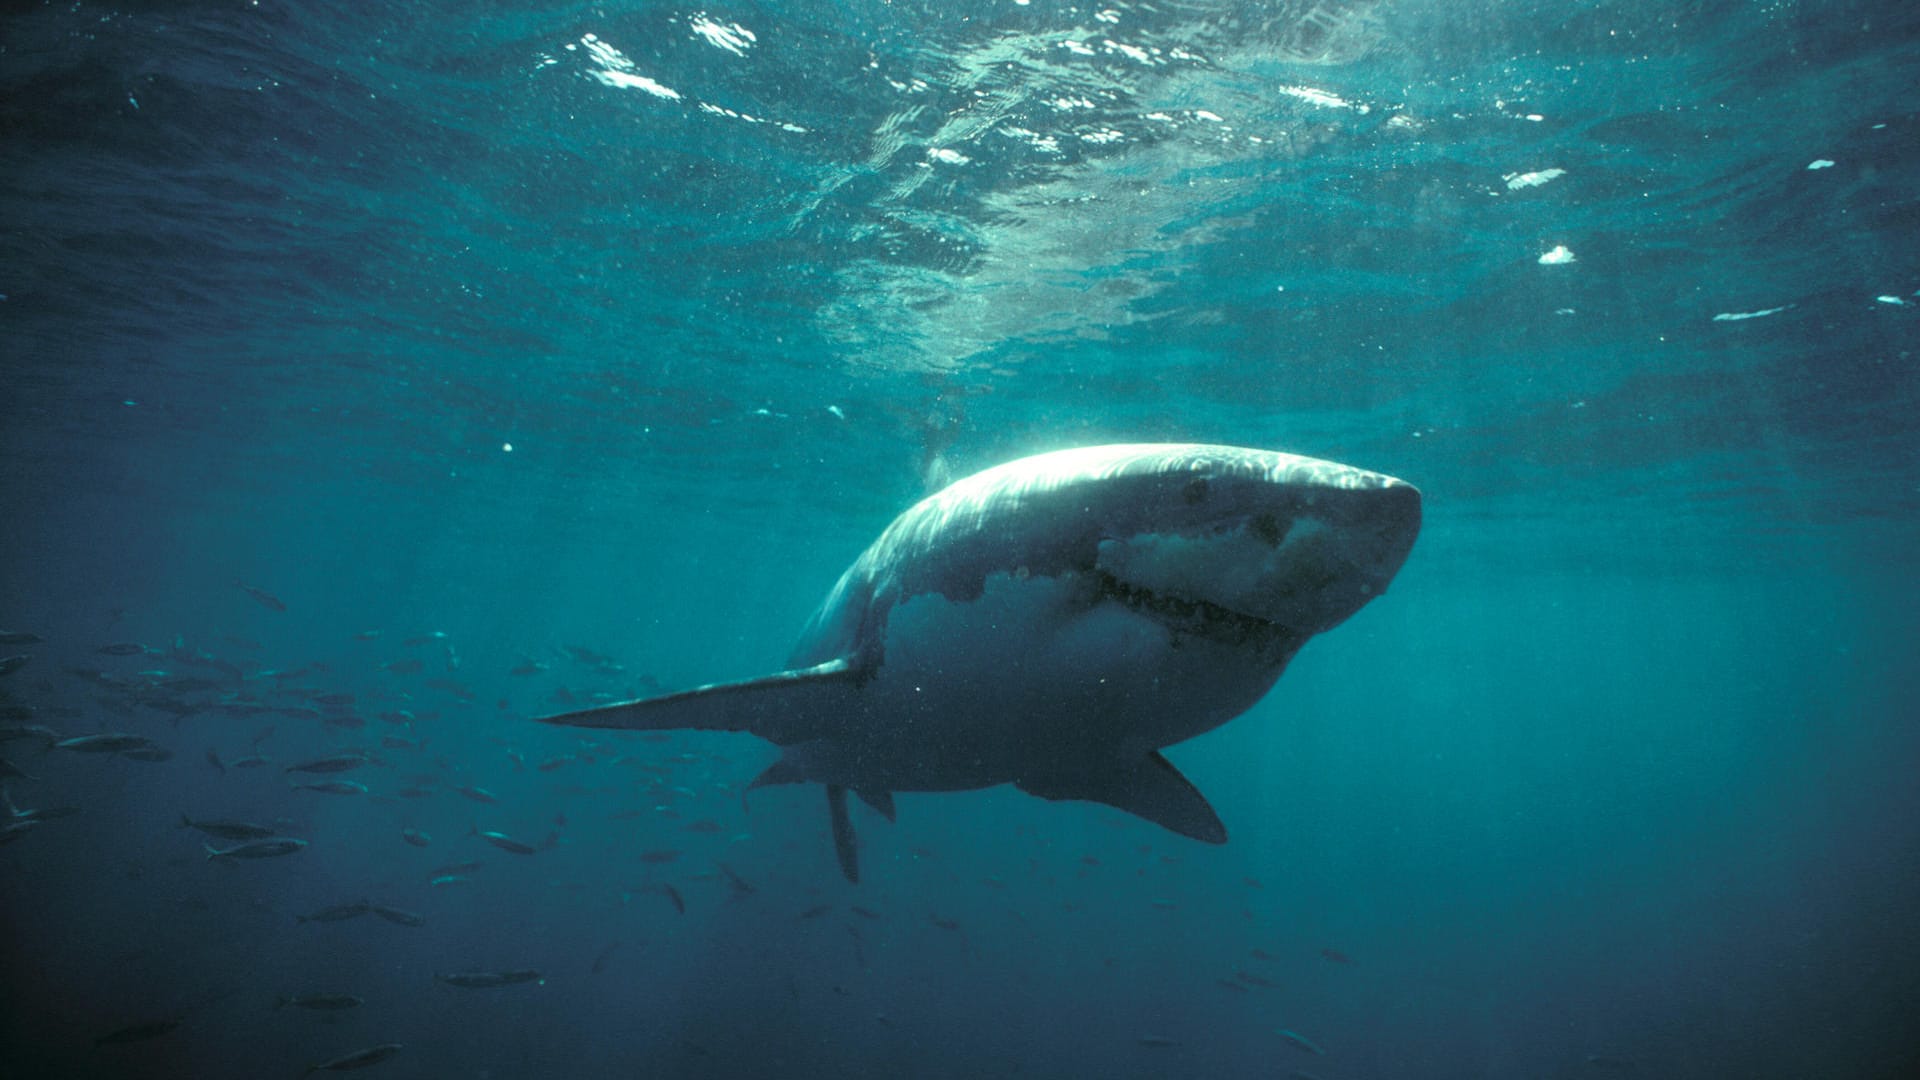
[{"x1": 2, "y1": 1, "x2": 1917, "y2": 1077}]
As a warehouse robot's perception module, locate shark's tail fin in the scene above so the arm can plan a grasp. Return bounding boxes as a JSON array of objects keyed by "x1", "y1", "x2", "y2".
[{"x1": 535, "y1": 658, "x2": 861, "y2": 742}]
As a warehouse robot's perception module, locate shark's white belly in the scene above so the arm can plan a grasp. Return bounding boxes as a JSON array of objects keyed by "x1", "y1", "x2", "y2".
[{"x1": 824, "y1": 571, "x2": 1294, "y2": 791}]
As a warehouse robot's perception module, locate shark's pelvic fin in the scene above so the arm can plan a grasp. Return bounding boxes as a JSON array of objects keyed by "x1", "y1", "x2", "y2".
[
  {"x1": 856, "y1": 788, "x2": 896, "y2": 822},
  {"x1": 827, "y1": 784, "x2": 859, "y2": 883},
  {"x1": 1015, "y1": 750, "x2": 1228, "y2": 843},
  {"x1": 750, "y1": 758, "x2": 890, "y2": 882},
  {"x1": 746, "y1": 751, "x2": 811, "y2": 790},
  {"x1": 745, "y1": 740, "x2": 845, "y2": 792},
  {"x1": 535, "y1": 658, "x2": 862, "y2": 737}
]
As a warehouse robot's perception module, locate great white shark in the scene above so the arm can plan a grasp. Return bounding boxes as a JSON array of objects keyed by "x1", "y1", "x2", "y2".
[{"x1": 539, "y1": 443, "x2": 1420, "y2": 881}]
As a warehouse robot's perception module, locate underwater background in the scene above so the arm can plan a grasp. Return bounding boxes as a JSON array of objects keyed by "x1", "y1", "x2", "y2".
[{"x1": 3, "y1": 1, "x2": 1918, "y2": 1077}]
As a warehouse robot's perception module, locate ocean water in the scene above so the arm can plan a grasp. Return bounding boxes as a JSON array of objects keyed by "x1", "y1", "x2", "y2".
[{"x1": 2, "y1": 0, "x2": 1918, "y2": 1077}]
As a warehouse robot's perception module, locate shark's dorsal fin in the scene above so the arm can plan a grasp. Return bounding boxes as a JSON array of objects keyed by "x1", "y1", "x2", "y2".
[
  {"x1": 826, "y1": 785, "x2": 859, "y2": 883},
  {"x1": 1015, "y1": 751, "x2": 1227, "y2": 843},
  {"x1": 535, "y1": 658, "x2": 862, "y2": 741}
]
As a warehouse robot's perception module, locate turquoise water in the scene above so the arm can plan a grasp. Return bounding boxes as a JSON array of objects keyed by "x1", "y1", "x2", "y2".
[{"x1": 2, "y1": 1, "x2": 1917, "y2": 1077}]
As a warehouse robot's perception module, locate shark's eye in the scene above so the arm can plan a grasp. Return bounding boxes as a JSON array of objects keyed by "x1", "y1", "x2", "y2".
[{"x1": 1182, "y1": 477, "x2": 1211, "y2": 505}]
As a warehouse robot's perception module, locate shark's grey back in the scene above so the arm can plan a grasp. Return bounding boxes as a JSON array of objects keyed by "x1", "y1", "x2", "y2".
[{"x1": 789, "y1": 443, "x2": 1411, "y2": 668}]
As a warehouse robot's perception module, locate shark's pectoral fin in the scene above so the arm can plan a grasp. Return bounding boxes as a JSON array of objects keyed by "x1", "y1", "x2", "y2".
[
  {"x1": 856, "y1": 788, "x2": 896, "y2": 822},
  {"x1": 535, "y1": 658, "x2": 862, "y2": 738},
  {"x1": 1015, "y1": 751, "x2": 1227, "y2": 843},
  {"x1": 827, "y1": 785, "x2": 859, "y2": 883}
]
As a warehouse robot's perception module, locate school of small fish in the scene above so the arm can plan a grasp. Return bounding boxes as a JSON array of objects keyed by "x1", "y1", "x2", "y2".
[{"x1": 0, "y1": 601, "x2": 1422, "y2": 1073}]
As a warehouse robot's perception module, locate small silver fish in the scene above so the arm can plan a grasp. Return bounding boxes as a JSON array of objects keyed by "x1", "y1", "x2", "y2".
[
  {"x1": 237, "y1": 582, "x2": 287, "y2": 612},
  {"x1": 178, "y1": 815, "x2": 277, "y2": 840},
  {"x1": 293, "y1": 780, "x2": 367, "y2": 795},
  {"x1": 472, "y1": 828, "x2": 535, "y2": 855},
  {"x1": 435, "y1": 970, "x2": 542, "y2": 989},
  {"x1": 96, "y1": 642, "x2": 150, "y2": 656},
  {"x1": 590, "y1": 942, "x2": 621, "y2": 974},
  {"x1": 1278, "y1": 1029, "x2": 1325, "y2": 1056},
  {"x1": 297, "y1": 901, "x2": 371, "y2": 924},
  {"x1": 93, "y1": 1016, "x2": 181, "y2": 1045},
  {"x1": 285, "y1": 753, "x2": 371, "y2": 774},
  {"x1": 302, "y1": 1042, "x2": 401, "y2": 1076},
  {"x1": 55, "y1": 733, "x2": 155, "y2": 753},
  {"x1": 4, "y1": 787, "x2": 77, "y2": 822},
  {"x1": 0, "y1": 819, "x2": 39, "y2": 845},
  {"x1": 206, "y1": 837, "x2": 308, "y2": 860},
  {"x1": 276, "y1": 993, "x2": 363, "y2": 1011},
  {"x1": 0, "y1": 723, "x2": 61, "y2": 745},
  {"x1": 368, "y1": 904, "x2": 424, "y2": 927},
  {"x1": 425, "y1": 678, "x2": 473, "y2": 700},
  {"x1": 716, "y1": 862, "x2": 755, "y2": 895}
]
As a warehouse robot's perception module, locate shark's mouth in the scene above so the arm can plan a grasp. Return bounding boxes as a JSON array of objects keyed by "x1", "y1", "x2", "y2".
[
  {"x1": 1091, "y1": 569, "x2": 1300, "y2": 654},
  {"x1": 1092, "y1": 513, "x2": 1397, "y2": 638}
]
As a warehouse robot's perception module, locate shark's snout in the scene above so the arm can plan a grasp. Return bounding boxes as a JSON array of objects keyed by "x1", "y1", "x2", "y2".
[
  {"x1": 1267, "y1": 479, "x2": 1420, "y2": 633},
  {"x1": 1096, "y1": 474, "x2": 1420, "y2": 635}
]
